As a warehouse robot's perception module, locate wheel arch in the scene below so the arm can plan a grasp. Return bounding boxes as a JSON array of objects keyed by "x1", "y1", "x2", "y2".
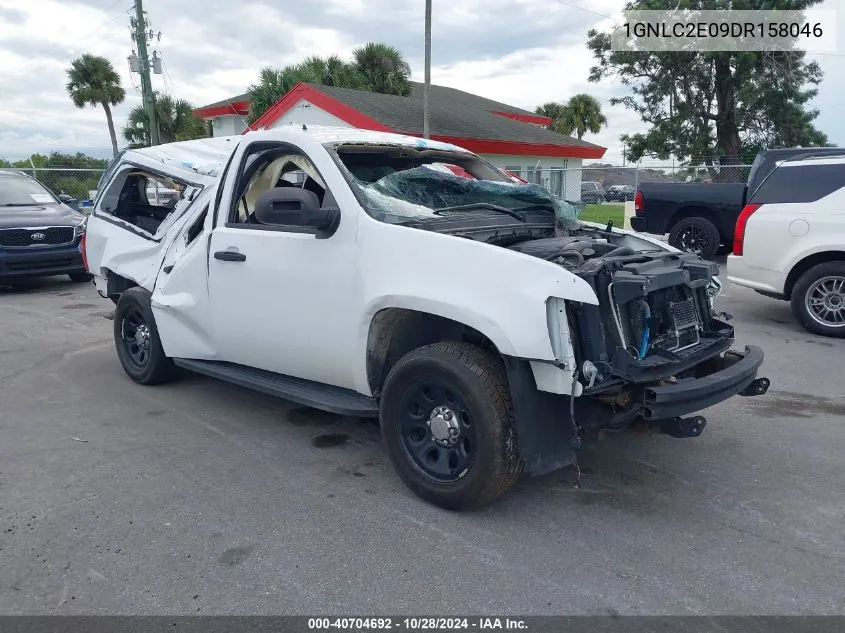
[
  {"x1": 784, "y1": 251, "x2": 845, "y2": 299},
  {"x1": 667, "y1": 206, "x2": 726, "y2": 239},
  {"x1": 365, "y1": 307, "x2": 502, "y2": 398},
  {"x1": 104, "y1": 269, "x2": 139, "y2": 301}
]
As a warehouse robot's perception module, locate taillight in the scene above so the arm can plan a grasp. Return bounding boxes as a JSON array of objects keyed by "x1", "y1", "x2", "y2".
[
  {"x1": 79, "y1": 232, "x2": 89, "y2": 272},
  {"x1": 733, "y1": 203, "x2": 761, "y2": 256},
  {"x1": 634, "y1": 190, "x2": 644, "y2": 215}
]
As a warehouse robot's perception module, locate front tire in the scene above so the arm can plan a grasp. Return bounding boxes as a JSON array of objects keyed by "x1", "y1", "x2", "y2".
[
  {"x1": 114, "y1": 287, "x2": 177, "y2": 384},
  {"x1": 791, "y1": 262, "x2": 845, "y2": 338},
  {"x1": 379, "y1": 342, "x2": 522, "y2": 510},
  {"x1": 669, "y1": 217, "x2": 720, "y2": 260}
]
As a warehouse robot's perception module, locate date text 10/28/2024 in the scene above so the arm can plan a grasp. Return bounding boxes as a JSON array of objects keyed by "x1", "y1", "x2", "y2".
[{"x1": 308, "y1": 618, "x2": 528, "y2": 631}]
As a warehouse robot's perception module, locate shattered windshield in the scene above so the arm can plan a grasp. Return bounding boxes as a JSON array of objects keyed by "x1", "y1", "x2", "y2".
[{"x1": 331, "y1": 143, "x2": 580, "y2": 230}]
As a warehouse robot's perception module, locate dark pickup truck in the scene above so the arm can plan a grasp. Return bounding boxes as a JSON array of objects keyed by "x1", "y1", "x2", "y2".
[{"x1": 631, "y1": 147, "x2": 845, "y2": 259}]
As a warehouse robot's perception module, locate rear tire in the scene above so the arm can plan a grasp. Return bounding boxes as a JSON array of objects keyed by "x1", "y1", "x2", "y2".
[
  {"x1": 379, "y1": 342, "x2": 522, "y2": 510},
  {"x1": 790, "y1": 262, "x2": 845, "y2": 338},
  {"x1": 69, "y1": 272, "x2": 93, "y2": 282},
  {"x1": 114, "y1": 287, "x2": 177, "y2": 384},
  {"x1": 669, "y1": 217, "x2": 720, "y2": 260}
]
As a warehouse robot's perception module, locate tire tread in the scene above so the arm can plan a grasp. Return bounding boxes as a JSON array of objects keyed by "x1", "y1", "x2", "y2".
[{"x1": 381, "y1": 341, "x2": 522, "y2": 510}]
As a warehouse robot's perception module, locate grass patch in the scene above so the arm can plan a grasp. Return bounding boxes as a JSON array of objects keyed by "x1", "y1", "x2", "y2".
[{"x1": 578, "y1": 203, "x2": 625, "y2": 227}]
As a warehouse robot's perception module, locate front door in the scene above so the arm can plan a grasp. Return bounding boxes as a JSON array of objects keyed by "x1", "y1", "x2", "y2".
[{"x1": 206, "y1": 142, "x2": 361, "y2": 391}]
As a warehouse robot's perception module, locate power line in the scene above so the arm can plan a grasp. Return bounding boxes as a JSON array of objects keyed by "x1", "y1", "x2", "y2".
[
  {"x1": 161, "y1": 59, "x2": 176, "y2": 96},
  {"x1": 546, "y1": 0, "x2": 614, "y2": 21}
]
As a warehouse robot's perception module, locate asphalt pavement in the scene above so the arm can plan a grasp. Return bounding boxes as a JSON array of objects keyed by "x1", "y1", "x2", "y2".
[{"x1": 1, "y1": 269, "x2": 843, "y2": 615}]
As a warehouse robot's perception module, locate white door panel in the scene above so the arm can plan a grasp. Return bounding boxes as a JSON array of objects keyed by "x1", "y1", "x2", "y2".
[{"x1": 207, "y1": 224, "x2": 360, "y2": 390}]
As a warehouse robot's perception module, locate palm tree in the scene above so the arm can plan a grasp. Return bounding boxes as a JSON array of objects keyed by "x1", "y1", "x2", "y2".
[
  {"x1": 246, "y1": 42, "x2": 412, "y2": 123},
  {"x1": 66, "y1": 54, "x2": 125, "y2": 157},
  {"x1": 535, "y1": 102, "x2": 570, "y2": 134},
  {"x1": 352, "y1": 42, "x2": 411, "y2": 96},
  {"x1": 123, "y1": 93, "x2": 208, "y2": 147},
  {"x1": 556, "y1": 94, "x2": 608, "y2": 140}
]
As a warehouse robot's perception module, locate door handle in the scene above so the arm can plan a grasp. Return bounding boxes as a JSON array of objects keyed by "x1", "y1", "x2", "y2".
[{"x1": 214, "y1": 250, "x2": 246, "y2": 262}]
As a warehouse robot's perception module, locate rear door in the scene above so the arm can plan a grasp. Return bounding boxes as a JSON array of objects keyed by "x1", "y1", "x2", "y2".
[{"x1": 86, "y1": 162, "x2": 204, "y2": 291}]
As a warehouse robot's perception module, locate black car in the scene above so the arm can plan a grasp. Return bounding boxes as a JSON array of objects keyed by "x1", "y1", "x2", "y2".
[
  {"x1": 606, "y1": 184, "x2": 635, "y2": 202},
  {"x1": 580, "y1": 181, "x2": 606, "y2": 203},
  {"x1": 0, "y1": 170, "x2": 91, "y2": 286}
]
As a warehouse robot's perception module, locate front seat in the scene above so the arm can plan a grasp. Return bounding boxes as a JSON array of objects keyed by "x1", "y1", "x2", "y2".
[{"x1": 302, "y1": 177, "x2": 325, "y2": 206}]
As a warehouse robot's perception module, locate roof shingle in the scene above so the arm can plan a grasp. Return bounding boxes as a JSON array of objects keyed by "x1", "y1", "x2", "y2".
[{"x1": 304, "y1": 83, "x2": 602, "y2": 150}]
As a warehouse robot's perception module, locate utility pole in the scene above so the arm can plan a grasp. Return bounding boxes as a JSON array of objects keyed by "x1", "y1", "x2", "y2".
[
  {"x1": 131, "y1": 0, "x2": 159, "y2": 146},
  {"x1": 423, "y1": 0, "x2": 431, "y2": 139}
]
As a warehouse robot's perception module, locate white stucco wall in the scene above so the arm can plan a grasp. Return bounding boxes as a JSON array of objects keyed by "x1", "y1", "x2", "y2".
[
  {"x1": 266, "y1": 100, "x2": 351, "y2": 129},
  {"x1": 211, "y1": 115, "x2": 246, "y2": 137},
  {"x1": 482, "y1": 155, "x2": 582, "y2": 200}
]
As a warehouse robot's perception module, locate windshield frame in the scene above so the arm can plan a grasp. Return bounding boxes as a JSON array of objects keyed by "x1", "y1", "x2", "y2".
[
  {"x1": 0, "y1": 173, "x2": 58, "y2": 207},
  {"x1": 325, "y1": 141, "x2": 570, "y2": 225}
]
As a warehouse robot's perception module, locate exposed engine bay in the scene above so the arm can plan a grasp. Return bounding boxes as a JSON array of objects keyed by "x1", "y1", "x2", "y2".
[
  {"x1": 402, "y1": 214, "x2": 730, "y2": 393},
  {"x1": 508, "y1": 226, "x2": 727, "y2": 390}
]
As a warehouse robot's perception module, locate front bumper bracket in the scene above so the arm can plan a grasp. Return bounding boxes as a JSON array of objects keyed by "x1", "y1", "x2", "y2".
[{"x1": 642, "y1": 345, "x2": 768, "y2": 420}]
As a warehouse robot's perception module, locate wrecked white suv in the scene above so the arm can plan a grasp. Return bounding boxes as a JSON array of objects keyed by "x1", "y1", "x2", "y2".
[{"x1": 85, "y1": 126, "x2": 770, "y2": 510}]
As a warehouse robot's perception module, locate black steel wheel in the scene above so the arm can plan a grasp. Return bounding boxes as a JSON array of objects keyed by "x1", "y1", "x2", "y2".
[
  {"x1": 114, "y1": 287, "x2": 177, "y2": 385},
  {"x1": 120, "y1": 305, "x2": 152, "y2": 370},
  {"x1": 397, "y1": 380, "x2": 476, "y2": 483},
  {"x1": 668, "y1": 217, "x2": 720, "y2": 260},
  {"x1": 379, "y1": 342, "x2": 522, "y2": 510}
]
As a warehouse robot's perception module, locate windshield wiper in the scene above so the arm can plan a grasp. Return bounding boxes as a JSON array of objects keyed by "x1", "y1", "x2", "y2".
[{"x1": 433, "y1": 203, "x2": 526, "y2": 222}]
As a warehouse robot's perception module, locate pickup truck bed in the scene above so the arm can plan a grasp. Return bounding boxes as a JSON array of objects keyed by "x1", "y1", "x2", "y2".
[{"x1": 631, "y1": 181, "x2": 746, "y2": 259}]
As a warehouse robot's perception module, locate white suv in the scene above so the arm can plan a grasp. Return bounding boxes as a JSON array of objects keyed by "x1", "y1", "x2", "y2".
[
  {"x1": 728, "y1": 152, "x2": 845, "y2": 337},
  {"x1": 84, "y1": 127, "x2": 769, "y2": 509}
]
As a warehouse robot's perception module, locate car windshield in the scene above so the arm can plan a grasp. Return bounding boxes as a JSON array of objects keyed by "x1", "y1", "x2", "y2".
[
  {"x1": 331, "y1": 143, "x2": 579, "y2": 229},
  {"x1": 0, "y1": 175, "x2": 56, "y2": 207}
]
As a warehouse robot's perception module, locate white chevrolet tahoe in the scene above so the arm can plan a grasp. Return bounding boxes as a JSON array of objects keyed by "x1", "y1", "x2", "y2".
[
  {"x1": 728, "y1": 152, "x2": 845, "y2": 337},
  {"x1": 85, "y1": 126, "x2": 769, "y2": 509}
]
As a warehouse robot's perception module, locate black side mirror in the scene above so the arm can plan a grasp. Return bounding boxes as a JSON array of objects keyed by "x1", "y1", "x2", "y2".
[
  {"x1": 58, "y1": 193, "x2": 74, "y2": 203},
  {"x1": 253, "y1": 187, "x2": 339, "y2": 237}
]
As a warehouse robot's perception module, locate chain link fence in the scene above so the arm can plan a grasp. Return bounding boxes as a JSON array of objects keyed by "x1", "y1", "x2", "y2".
[
  {"x1": 534, "y1": 163, "x2": 754, "y2": 228},
  {"x1": 2, "y1": 164, "x2": 753, "y2": 227},
  {"x1": 1, "y1": 167, "x2": 106, "y2": 210}
]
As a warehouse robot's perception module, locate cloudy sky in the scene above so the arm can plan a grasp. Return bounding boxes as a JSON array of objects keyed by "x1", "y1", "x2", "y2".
[{"x1": 0, "y1": 0, "x2": 843, "y2": 164}]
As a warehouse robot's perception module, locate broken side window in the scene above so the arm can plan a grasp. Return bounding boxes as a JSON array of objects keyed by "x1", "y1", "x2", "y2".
[{"x1": 99, "y1": 167, "x2": 193, "y2": 237}]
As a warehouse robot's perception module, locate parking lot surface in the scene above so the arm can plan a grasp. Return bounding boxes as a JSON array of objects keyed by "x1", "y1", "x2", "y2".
[{"x1": 1, "y1": 271, "x2": 843, "y2": 615}]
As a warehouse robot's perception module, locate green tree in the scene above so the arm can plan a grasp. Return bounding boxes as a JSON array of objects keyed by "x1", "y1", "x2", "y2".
[
  {"x1": 535, "y1": 102, "x2": 569, "y2": 134},
  {"x1": 123, "y1": 93, "x2": 209, "y2": 147},
  {"x1": 246, "y1": 43, "x2": 412, "y2": 123},
  {"x1": 562, "y1": 94, "x2": 608, "y2": 139},
  {"x1": 66, "y1": 54, "x2": 125, "y2": 158},
  {"x1": 0, "y1": 152, "x2": 109, "y2": 200},
  {"x1": 536, "y1": 96, "x2": 608, "y2": 138},
  {"x1": 587, "y1": 0, "x2": 827, "y2": 165},
  {"x1": 352, "y1": 42, "x2": 411, "y2": 96}
]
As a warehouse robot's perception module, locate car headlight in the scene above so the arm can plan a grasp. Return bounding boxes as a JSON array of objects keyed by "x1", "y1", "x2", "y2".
[{"x1": 73, "y1": 217, "x2": 87, "y2": 237}]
